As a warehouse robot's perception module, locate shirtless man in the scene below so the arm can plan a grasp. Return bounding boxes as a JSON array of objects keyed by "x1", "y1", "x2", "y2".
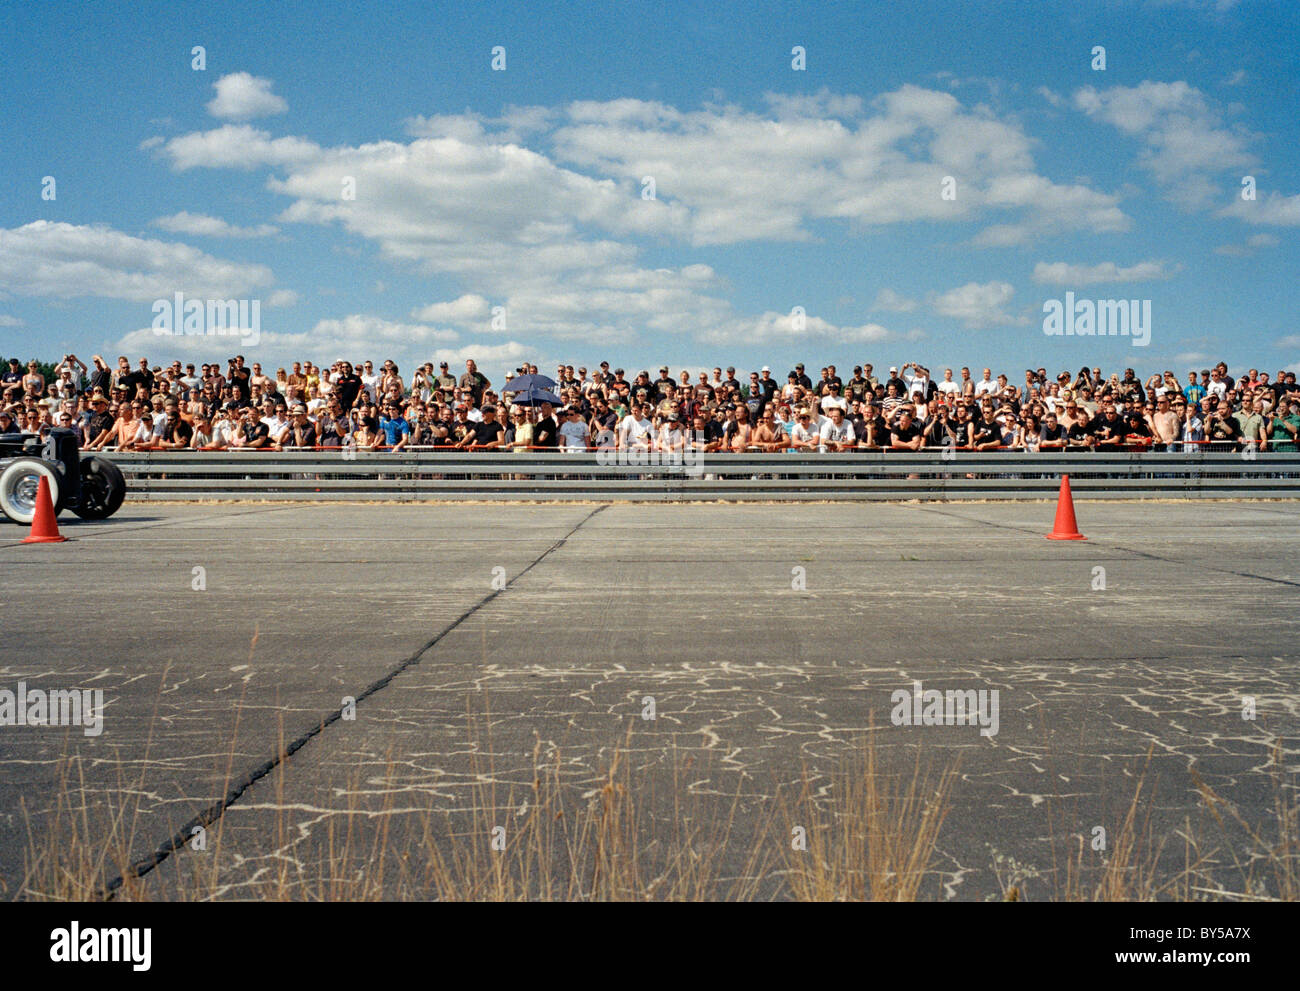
[{"x1": 750, "y1": 408, "x2": 788, "y2": 451}]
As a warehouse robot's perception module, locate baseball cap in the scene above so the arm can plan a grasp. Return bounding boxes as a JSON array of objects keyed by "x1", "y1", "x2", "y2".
[
  {"x1": 761, "y1": 365, "x2": 770, "y2": 372},
  {"x1": 889, "y1": 367, "x2": 898, "y2": 373}
]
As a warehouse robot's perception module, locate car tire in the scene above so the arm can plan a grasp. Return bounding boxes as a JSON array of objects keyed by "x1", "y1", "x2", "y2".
[
  {"x1": 0, "y1": 458, "x2": 62, "y2": 525},
  {"x1": 71, "y1": 455, "x2": 126, "y2": 520}
]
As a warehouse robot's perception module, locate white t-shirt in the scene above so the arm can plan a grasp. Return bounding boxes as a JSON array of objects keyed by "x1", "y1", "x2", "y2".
[
  {"x1": 791, "y1": 422, "x2": 820, "y2": 447},
  {"x1": 559, "y1": 420, "x2": 589, "y2": 450},
  {"x1": 620, "y1": 415, "x2": 653, "y2": 449},
  {"x1": 938, "y1": 380, "x2": 961, "y2": 397},
  {"x1": 820, "y1": 394, "x2": 849, "y2": 414},
  {"x1": 974, "y1": 378, "x2": 997, "y2": 396},
  {"x1": 818, "y1": 419, "x2": 856, "y2": 451},
  {"x1": 360, "y1": 373, "x2": 381, "y2": 403},
  {"x1": 903, "y1": 372, "x2": 930, "y2": 397}
]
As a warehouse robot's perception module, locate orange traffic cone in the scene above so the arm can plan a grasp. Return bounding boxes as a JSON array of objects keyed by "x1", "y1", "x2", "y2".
[
  {"x1": 1045, "y1": 474, "x2": 1086, "y2": 540},
  {"x1": 22, "y1": 475, "x2": 68, "y2": 544}
]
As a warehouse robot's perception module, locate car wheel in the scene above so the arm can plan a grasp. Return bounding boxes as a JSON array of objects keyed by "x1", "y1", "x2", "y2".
[
  {"x1": 72, "y1": 455, "x2": 126, "y2": 520},
  {"x1": 0, "y1": 458, "x2": 62, "y2": 525}
]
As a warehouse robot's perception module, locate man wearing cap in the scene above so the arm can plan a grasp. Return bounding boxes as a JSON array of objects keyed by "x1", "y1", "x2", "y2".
[
  {"x1": 279, "y1": 405, "x2": 318, "y2": 449},
  {"x1": 789, "y1": 363, "x2": 812, "y2": 391},
  {"x1": 433, "y1": 361, "x2": 457, "y2": 394},
  {"x1": 629, "y1": 371, "x2": 654, "y2": 406},
  {"x1": 846, "y1": 367, "x2": 870, "y2": 404},
  {"x1": 653, "y1": 366, "x2": 675, "y2": 402},
  {"x1": 459, "y1": 404, "x2": 504, "y2": 449}
]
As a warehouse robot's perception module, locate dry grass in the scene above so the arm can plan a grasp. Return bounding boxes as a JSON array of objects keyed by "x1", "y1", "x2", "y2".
[{"x1": 14, "y1": 708, "x2": 1298, "y2": 902}]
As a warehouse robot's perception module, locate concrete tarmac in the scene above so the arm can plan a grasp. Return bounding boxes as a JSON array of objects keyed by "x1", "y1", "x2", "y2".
[{"x1": 1, "y1": 501, "x2": 1297, "y2": 899}]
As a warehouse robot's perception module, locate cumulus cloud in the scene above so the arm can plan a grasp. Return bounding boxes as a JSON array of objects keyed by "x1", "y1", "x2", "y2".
[
  {"x1": 1214, "y1": 232, "x2": 1279, "y2": 256},
  {"x1": 929, "y1": 281, "x2": 1022, "y2": 327},
  {"x1": 411, "y1": 293, "x2": 492, "y2": 323},
  {"x1": 1218, "y1": 191, "x2": 1300, "y2": 226},
  {"x1": 0, "y1": 221, "x2": 274, "y2": 302},
  {"x1": 153, "y1": 211, "x2": 279, "y2": 238},
  {"x1": 146, "y1": 125, "x2": 319, "y2": 171},
  {"x1": 1031, "y1": 260, "x2": 1179, "y2": 285},
  {"x1": 696, "y1": 311, "x2": 892, "y2": 347},
  {"x1": 873, "y1": 288, "x2": 918, "y2": 312},
  {"x1": 1073, "y1": 81, "x2": 1254, "y2": 207},
  {"x1": 206, "y1": 72, "x2": 288, "y2": 121},
  {"x1": 0, "y1": 315, "x2": 22, "y2": 327},
  {"x1": 142, "y1": 88, "x2": 1131, "y2": 353}
]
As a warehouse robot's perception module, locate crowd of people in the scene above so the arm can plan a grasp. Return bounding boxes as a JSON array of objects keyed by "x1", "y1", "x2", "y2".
[{"x1": 3, "y1": 352, "x2": 1299, "y2": 454}]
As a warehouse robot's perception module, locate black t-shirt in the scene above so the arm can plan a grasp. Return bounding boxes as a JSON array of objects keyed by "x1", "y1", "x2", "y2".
[
  {"x1": 87, "y1": 411, "x2": 115, "y2": 441},
  {"x1": 1208, "y1": 413, "x2": 1241, "y2": 441},
  {"x1": 533, "y1": 415, "x2": 558, "y2": 448},
  {"x1": 226, "y1": 366, "x2": 249, "y2": 395},
  {"x1": 283, "y1": 422, "x2": 318, "y2": 448},
  {"x1": 1067, "y1": 421, "x2": 1092, "y2": 446},
  {"x1": 892, "y1": 422, "x2": 922, "y2": 446},
  {"x1": 924, "y1": 417, "x2": 952, "y2": 446},
  {"x1": 1126, "y1": 418, "x2": 1152, "y2": 439},
  {"x1": 867, "y1": 414, "x2": 889, "y2": 447},
  {"x1": 1040, "y1": 423, "x2": 1068, "y2": 443},
  {"x1": 117, "y1": 370, "x2": 146, "y2": 398},
  {"x1": 472, "y1": 420, "x2": 505, "y2": 447},
  {"x1": 970, "y1": 416, "x2": 1000, "y2": 446},
  {"x1": 165, "y1": 419, "x2": 193, "y2": 446},
  {"x1": 1091, "y1": 415, "x2": 1127, "y2": 445},
  {"x1": 334, "y1": 374, "x2": 362, "y2": 410},
  {"x1": 242, "y1": 420, "x2": 269, "y2": 445},
  {"x1": 89, "y1": 367, "x2": 112, "y2": 394},
  {"x1": 846, "y1": 377, "x2": 869, "y2": 402}
]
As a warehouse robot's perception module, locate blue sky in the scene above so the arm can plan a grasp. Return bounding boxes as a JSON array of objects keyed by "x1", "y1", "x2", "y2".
[{"x1": 1, "y1": 0, "x2": 1297, "y2": 383}]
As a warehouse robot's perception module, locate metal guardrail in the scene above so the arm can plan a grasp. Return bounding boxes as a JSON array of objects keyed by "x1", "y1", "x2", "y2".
[{"x1": 100, "y1": 450, "x2": 1300, "y2": 501}]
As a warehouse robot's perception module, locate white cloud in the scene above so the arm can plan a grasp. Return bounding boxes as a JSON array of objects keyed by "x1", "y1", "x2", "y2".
[
  {"x1": 206, "y1": 72, "x2": 288, "y2": 121},
  {"x1": 147, "y1": 125, "x2": 319, "y2": 171},
  {"x1": 1218, "y1": 191, "x2": 1300, "y2": 226},
  {"x1": 929, "y1": 281, "x2": 1021, "y2": 327},
  {"x1": 696, "y1": 311, "x2": 892, "y2": 347},
  {"x1": 1223, "y1": 69, "x2": 1247, "y2": 86},
  {"x1": 873, "y1": 288, "x2": 918, "y2": 312},
  {"x1": 153, "y1": 211, "x2": 278, "y2": 238},
  {"x1": 1214, "y1": 232, "x2": 1279, "y2": 256},
  {"x1": 411, "y1": 293, "x2": 492, "y2": 323},
  {"x1": 1073, "y1": 81, "x2": 1254, "y2": 208},
  {"x1": 1273, "y1": 335, "x2": 1300, "y2": 349},
  {"x1": 1031, "y1": 260, "x2": 1178, "y2": 285},
  {"x1": 0, "y1": 315, "x2": 22, "y2": 327},
  {"x1": 267, "y1": 289, "x2": 299, "y2": 307},
  {"x1": 0, "y1": 221, "x2": 274, "y2": 302},
  {"x1": 144, "y1": 89, "x2": 1131, "y2": 355}
]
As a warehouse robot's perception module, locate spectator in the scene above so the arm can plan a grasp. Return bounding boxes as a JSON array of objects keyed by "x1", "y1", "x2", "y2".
[{"x1": 818, "y1": 405, "x2": 855, "y2": 452}]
